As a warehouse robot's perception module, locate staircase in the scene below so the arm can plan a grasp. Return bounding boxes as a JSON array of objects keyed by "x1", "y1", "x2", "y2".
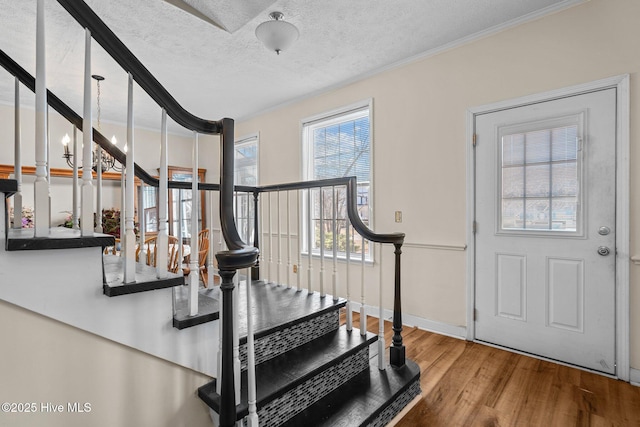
[
  {"x1": 197, "y1": 280, "x2": 421, "y2": 427},
  {"x1": 0, "y1": 0, "x2": 422, "y2": 425}
]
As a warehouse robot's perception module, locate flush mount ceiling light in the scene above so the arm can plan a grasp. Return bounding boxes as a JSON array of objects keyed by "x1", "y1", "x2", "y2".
[{"x1": 255, "y1": 11, "x2": 299, "y2": 55}]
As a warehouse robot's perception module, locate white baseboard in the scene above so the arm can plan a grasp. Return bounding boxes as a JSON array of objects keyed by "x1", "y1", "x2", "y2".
[
  {"x1": 348, "y1": 301, "x2": 467, "y2": 340},
  {"x1": 630, "y1": 368, "x2": 640, "y2": 387}
]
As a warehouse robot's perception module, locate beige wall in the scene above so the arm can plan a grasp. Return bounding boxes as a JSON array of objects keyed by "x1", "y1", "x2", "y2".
[
  {"x1": 0, "y1": 300, "x2": 212, "y2": 427},
  {"x1": 237, "y1": 0, "x2": 640, "y2": 367}
]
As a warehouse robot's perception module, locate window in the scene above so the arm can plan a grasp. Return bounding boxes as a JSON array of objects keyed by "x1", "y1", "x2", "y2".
[
  {"x1": 141, "y1": 185, "x2": 158, "y2": 233},
  {"x1": 235, "y1": 134, "x2": 259, "y2": 244},
  {"x1": 302, "y1": 101, "x2": 372, "y2": 260},
  {"x1": 500, "y1": 119, "x2": 581, "y2": 233},
  {"x1": 168, "y1": 166, "x2": 206, "y2": 242}
]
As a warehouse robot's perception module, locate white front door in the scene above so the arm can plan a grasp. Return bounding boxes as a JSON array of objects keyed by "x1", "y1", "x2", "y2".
[{"x1": 474, "y1": 88, "x2": 616, "y2": 374}]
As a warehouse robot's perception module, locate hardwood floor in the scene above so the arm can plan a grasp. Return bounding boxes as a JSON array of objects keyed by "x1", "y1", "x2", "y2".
[{"x1": 345, "y1": 312, "x2": 640, "y2": 426}]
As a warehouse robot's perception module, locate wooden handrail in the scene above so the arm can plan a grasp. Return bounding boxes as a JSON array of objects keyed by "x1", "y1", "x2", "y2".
[{"x1": 56, "y1": 0, "x2": 221, "y2": 135}]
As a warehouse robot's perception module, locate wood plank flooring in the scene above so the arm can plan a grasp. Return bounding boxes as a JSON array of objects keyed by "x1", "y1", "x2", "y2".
[{"x1": 345, "y1": 312, "x2": 640, "y2": 427}]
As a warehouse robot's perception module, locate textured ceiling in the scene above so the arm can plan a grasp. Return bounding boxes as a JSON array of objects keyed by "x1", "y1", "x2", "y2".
[
  {"x1": 164, "y1": 0, "x2": 278, "y2": 33},
  {"x1": 0, "y1": 0, "x2": 582, "y2": 134}
]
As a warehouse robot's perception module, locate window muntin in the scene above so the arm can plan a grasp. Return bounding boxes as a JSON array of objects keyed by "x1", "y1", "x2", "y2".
[
  {"x1": 234, "y1": 135, "x2": 258, "y2": 244},
  {"x1": 499, "y1": 121, "x2": 581, "y2": 233},
  {"x1": 303, "y1": 103, "x2": 372, "y2": 261},
  {"x1": 168, "y1": 167, "x2": 206, "y2": 241}
]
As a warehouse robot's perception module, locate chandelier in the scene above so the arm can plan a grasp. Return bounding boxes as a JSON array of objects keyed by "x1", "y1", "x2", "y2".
[{"x1": 62, "y1": 74, "x2": 123, "y2": 172}]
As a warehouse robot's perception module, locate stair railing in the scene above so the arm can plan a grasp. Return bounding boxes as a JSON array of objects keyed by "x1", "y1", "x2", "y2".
[
  {"x1": 5, "y1": 1, "x2": 257, "y2": 425},
  {"x1": 249, "y1": 177, "x2": 406, "y2": 369},
  {"x1": 8, "y1": 2, "x2": 405, "y2": 424}
]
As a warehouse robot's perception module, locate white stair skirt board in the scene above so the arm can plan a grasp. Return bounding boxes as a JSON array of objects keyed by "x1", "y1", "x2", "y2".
[
  {"x1": 0, "y1": 241, "x2": 220, "y2": 377},
  {"x1": 348, "y1": 301, "x2": 467, "y2": 340}
]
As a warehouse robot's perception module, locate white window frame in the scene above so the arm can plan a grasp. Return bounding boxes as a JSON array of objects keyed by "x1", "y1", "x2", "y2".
[
  {"x1": 301, "y1": 99, "x2": 374, "y2": 262},
  {"x1": 234, "y1": 133, "x2": 259, "y2": 245}
]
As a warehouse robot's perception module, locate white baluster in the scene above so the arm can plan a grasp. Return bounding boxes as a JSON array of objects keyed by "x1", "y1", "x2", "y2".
[
  {"x1": 319, "y1": 188, "x2": 325, "y2": 297},
  {"x1": 346, "y1": 220, "x2": 352, "y2": 331},
  {"x1": 46, "y1": 106, "x2": 50, "y2": 187},
  {"x1": 80, "y1": 28, "x2": 94, "y2": 237},
  {"x1": 120, "y1": 170, "x2": 125, "y2": 257},
  {"x1": 233, "y1": 275, "x2": 241, "y2": 403},
  {"x1": 96, "y1": 145, "x2": 103, "y2": 233},
  {"x1": 216, "y1": 282, "x2": 223, "y2": 394},
  {"x1": 244, "y1": 192, "x2": 250, "y2": 244},
  {"x1": 157, "y1": 109, "x2": 168, "y2": 279},
  {"x1": 13, "y1": 77, "x2": 22, "y2": 229},
  {"x1": 177, "y1": 189, "x2": 183, "y2": 274},
  {"x1": 207, "y1": 190, "x2": 215, "y2": 288},
  {"x1": 246, "y1": 267, "x2": 258, "y2": 426},
  {"x1": 296, "y1": 189, "x2": 302, "y2": 292},
  {"x1": 138, "y1": 184, "x2": 145, "y2": 261},
  {"x1": 307, "y1": 188, "x2": 313, "y2": 293},
  {"x1": 286, "y1": 190, "x2": 291, "y2": 288},
  {"x1": 378, "y1": 243, "x2": 386, "y2": 370},
  {"x1": 188, "y1": 132, "x2": 199, "y2": 316},
  {"x1": 360, "y1": 235, "x2": 366, "y2": 336},
  {"x1": 234, "y1": 190, "x2": 239, "y2": 242},
  {"x1": 258, "y1": 193, "x2": 265, "y2": 282},
  {"x1": 332, "y1": 186, "x2": 338, "y2": 300},
  {"x1": 72, "y1": 127, "x2": 79, "y2": 229},
  {"x1": 34, "y1": 0, "x2": 50, "y2": 236},
  {"x1": 124, "y1": 73, "x2": 136, "y2": 283},
  {"x1": 267, "y1": 192, "x2": 272, "y2": 283},
  {"x1": 277, "y1": 191, "x2": 282, "y2": 286}
]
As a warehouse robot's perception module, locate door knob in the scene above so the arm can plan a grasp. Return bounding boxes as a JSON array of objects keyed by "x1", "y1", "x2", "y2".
[{"x1": 597, "y1": 246, "x2": 610, "y2": 256}]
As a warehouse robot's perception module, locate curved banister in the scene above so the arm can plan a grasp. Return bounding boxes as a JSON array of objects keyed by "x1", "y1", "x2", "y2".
[
  {"x1": 0, "y1": 49, "x2": 158, "y2": 186},
  {"x1": 217, "y1": 118, "x2": 258, "y2": 269},
  {"x1": 0, "y1": 49, "x2": 232, "y2": 194},
  {"x1": 346, "y1": 177, "x2": 404, "y2": 245},
  {"x1": 256, "y1": 177, "x2": 405, "y2": 246},
  {"x1": 55, "y1": 0, "x2": 221, "y2": 135}
]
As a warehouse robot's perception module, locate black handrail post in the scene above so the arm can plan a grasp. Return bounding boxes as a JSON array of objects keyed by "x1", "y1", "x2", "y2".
[
  {"x1": 218, "y1": 268, "x2": 237, "y2": 427},
  {"x1": 219, "y1": 118, "x2": 244, "y2": 250},
  {"x1": 252, "y1": 190, "x2": 260, "y2": 281},
  {"x1": 390, "y1": 242, "x2": 406, "y2": 368}
]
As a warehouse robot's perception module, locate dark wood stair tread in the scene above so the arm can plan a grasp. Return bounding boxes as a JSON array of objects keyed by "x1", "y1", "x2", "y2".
[
  {"x1": 173, "y1": 289, "x2": 219, "y2": 329},
  {"x1": 237, "y1": 281, "x2": 346, "y2": 341},
  {"x1": 103, "y1": 254, "x2": 184, "y2": 296},
  {"x1": 198, "y1": 325, "x2": 377, "y2": 419},
  {"x1": 171, "y1": 280, "x2": 346, "y2": 332},
  {"x1": 281, "y1": 358, "x2": 421, "y2": 427},
  {"x1": 6, "y1": 227, "x2": 115, "y2": 251}
]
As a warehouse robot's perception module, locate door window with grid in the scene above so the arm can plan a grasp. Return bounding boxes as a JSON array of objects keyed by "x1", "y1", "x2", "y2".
[{"x1": 499, "y1": 116, "x2": 582, "y2": 235}]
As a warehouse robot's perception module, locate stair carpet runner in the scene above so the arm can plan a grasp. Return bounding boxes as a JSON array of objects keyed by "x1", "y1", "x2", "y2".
[{"x1": 198, "y1": 281, "x2": 421, "y2": 427}]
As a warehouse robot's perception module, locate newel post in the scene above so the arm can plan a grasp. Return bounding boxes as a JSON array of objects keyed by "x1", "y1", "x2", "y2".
[
  {"x1": 390, "y1": 242, "x2": 406, "y2": 368},
  {"x1": 219, "y1": 267, "x2": 237, "y2": 427}
]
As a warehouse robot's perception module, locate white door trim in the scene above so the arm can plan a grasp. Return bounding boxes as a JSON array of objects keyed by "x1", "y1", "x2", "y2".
[{"x1": 465, "y1": 75, "x2": 630, "y2": 381}]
